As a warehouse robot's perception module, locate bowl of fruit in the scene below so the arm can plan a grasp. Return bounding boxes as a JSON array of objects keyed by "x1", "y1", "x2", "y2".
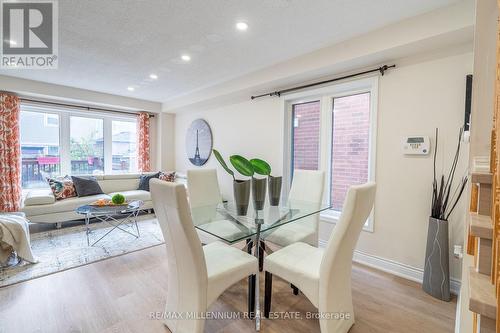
[{"x1": 91, "y1": 194, "x2": 128, "y2": 207}]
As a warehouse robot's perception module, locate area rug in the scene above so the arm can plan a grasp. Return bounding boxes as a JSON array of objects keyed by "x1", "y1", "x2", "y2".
[{"x1": 0, "y1": 216, "x2": 164, "y2": 288}]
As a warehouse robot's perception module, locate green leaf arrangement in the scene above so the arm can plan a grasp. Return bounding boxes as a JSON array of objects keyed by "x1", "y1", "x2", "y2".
[
  {"x1": 213, "y1": 150, "x2": 273, "y2": 180},
  {"x1": 213, "y1": 149, "x2": 235, "y2": 180},
  {"x1": 250, "y1": 158, "x2": 271, "y2": 176},
  {"x1": 230, "y1": 155, "x2": 254, "y2": 178}
]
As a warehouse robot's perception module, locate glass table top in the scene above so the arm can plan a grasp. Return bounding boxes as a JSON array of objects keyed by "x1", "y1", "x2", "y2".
[
  {"x1": 191, "y1": 200, "x2": 331, "y2": 244},
  {"x1": 76, "y1": 200, "x2": 144, "y2": 216}
]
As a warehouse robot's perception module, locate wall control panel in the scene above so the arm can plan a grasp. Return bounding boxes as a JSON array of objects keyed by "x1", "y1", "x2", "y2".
[{"x1": 402, "y1": 136, "x2": 430, "y2": 155}]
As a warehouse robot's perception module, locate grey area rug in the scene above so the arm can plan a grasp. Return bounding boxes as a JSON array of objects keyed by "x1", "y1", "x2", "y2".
[{"x1": 0, "y1": 216, "x2": 164, "y2": 288}]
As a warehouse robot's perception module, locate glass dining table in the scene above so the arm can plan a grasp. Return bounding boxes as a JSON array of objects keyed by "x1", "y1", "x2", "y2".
[{"x1": 191, "y1": 199, "x2": 331, "y2": 331}]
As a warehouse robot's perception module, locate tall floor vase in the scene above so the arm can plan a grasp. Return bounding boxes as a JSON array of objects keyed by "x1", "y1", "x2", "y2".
[{"x1": 422, "y1": 217, "x2": 451, "y2": 301}]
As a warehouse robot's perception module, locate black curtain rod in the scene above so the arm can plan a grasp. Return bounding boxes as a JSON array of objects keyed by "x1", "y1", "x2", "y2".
[
  {"x1": 20, "y1": 98, "x2": 155, "y2": 118},
  {"x1": 251, "y1": 64, "x2": 396, "y2": 100}
]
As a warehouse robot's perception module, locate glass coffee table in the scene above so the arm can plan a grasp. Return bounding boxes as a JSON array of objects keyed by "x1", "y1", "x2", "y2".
[{"x1": 76, "y1": 200, "x2": 144, "y2": 246}]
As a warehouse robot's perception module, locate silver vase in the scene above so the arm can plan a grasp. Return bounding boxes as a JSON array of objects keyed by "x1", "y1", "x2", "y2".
[
  {"x1": 252, "y1": 177, "x2": 267, "y2": 210},
  {"x1": 422, "y1": 217, "x2": 451, "y2": 301},
  {"x1": 233, "y1": 179, "x2": 251, "y2": 216},
  {"x1": 268, "y1": 176, "x2": 282, "y2": 206}
]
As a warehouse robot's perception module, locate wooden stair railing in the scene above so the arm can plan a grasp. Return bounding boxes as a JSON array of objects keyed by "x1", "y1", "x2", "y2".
[
  {"x1": 464, "y1": 3, "x2": 500, "y2": 332},
  {"x1": 468, "y1": 172, "x2": 496, "y2": 333}
]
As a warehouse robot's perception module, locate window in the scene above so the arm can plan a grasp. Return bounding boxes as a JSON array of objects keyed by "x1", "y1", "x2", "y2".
[
  {"x1": 20, "y1": 109, "x2": 61, "y2": 188},
  {"x1": 292, "y1": 101, "x2": 320, "y2": 172},
  {"x1": 70, "y1": 116, "x2": 104, "y2": 175},
  {"x1": 112, "y1": 120, "x2": 137, "y2": 173},
  {"x1": 285, "y1": 77, "x2": 377, "y2": 231},
  {"x1": 330, "y1": 93, "x2": 370, "y2": 211},
  {"x1": 19, "y1": 104, "x2": 139, "y2": 188}
]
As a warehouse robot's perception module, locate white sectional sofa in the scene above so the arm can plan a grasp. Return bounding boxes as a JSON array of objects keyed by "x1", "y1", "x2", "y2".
[{"x1": 21, "y1": 173, "x2": 164, "y2": 224}]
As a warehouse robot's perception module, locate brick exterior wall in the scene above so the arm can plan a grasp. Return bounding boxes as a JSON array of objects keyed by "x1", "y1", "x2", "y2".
[
  {"x1": 331, "y1": 93, "x2": 370, "y2": 210},
  {"x1": 291, "y1": 94, "x2": 370, "y2": 211},
  {"x1": 292, "y1": 101, "x2": 320, "y2": 170}
]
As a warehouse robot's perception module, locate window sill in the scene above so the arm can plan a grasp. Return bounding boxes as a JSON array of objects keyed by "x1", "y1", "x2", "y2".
[
  {"x1": 320, "y1": 209, "x2": 374, "y2": 233},
  {"x1": 320, "y1": 209, "x2": 341, "y2": 224}
]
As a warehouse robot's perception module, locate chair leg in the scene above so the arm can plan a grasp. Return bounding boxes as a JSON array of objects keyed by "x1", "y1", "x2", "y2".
[
  {"x1": 248, "y1": 274, "x2": 256, "y2": 318},
  {"x1": 264, "y1": 271, "x2": 273, "y2": 318},
  {"x1": 259, "y1": 242, "x2": 265, "y2": 272},
  {"x1": 291, "y1": 283, "x2": 299, "y2": 295},
  {"x1": 246, "y1": 238, "x2": 253, "y2": 254}
]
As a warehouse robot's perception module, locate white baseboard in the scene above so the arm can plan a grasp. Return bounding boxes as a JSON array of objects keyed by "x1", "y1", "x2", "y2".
[{"x1": 318, "y1": 240, "x2": 461, "y2": 295}]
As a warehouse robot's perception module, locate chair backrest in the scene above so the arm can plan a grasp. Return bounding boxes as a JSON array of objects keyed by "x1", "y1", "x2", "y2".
[
  {"x1": 289, "y1": 169, "x2": 325, "y2": 203},
  {"x1": 288, "y1": 169, "x2": 325, "y2": 246},
  {"x1": 319, "y1": 182, "x2": 376, "y2": 316},
  {"x1": 150, "y1": 179, "x2": 208, "y2": 314},
  {"x1": 187, "y1": 169, "x2": 223, "y2": 207},
  {"x1": 187, "y1": 169, "x2": 223, "y2": 225}
]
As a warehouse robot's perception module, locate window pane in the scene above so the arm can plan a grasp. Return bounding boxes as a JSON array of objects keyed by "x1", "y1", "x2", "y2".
[
  {"x1": 330, "y1": 93, "x2": 370, "y2": 211},
  {"x1": 20, "y1": 110, "x2": 60, "y2": 188},
  {"x1": 112, "y1": 120, "x2": 137, "y2": 173},
  {"x1": 291, "y1": 101, "x2": 320, "y2": 173},
  {"x1": 70, "y1": 116, "x2": 104, "y2": 175}
]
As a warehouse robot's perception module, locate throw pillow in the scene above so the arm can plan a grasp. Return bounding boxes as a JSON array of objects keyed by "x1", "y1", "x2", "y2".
[
  {"x1": 71, "y1": 176, "x2": 104, "y2": 197},
  {"x1": 47, "y1": 176, "x2": 77, "y2": 200},
  {"x1": 138, "y1": 172, "x2": 161, "y2": 192},
  {"x1": 159, "y1": 171, "x2": 176, "y2": 182}
]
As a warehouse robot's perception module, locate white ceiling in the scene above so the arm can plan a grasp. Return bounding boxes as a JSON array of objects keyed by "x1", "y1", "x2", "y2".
[{"x1": 1, "y1": 0, "x2": 461, "y2": 103}]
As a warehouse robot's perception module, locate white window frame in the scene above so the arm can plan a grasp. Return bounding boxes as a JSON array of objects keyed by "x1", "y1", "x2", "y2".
[
  {"x1": 43, "y1": 113, "x2": 59, "y2": 127},
  {"x1": 20, "y1": 104, "x2": 138, "y2": 188},
  {"x1": 282, "y1": 76, "x2": 378, "y2": 232}
]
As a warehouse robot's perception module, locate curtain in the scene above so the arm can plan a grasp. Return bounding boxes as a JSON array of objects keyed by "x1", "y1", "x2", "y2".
[
  {"x1": 0, "y1": 93, "x2": 21, "y2": 212},
  {"x1": 137, "y1": 112, "x2": 151, "y2": 172}
]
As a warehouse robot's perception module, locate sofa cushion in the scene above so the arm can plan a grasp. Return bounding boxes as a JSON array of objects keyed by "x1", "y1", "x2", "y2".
[
  {"x1": 109, "y1": 190, "x2": 151, "y2": 202},
  {"x1": 159, "y1": 171, "x2": 176, "y2": 182},
  {"x1": 98, "y1": 178, "x2": 140, "y2": 194},
  {"x1": 22, "y1": 194, "x2": 111, "y2": 216},
  {"x1": 24, "y1": 189, "x2": 56, "y2": 206},
  {"x1": 103, "y1": 173, "x2": 143, "y2": 180},
  {"x1": 47, "y1": 176, "x2": 77, "y2": 200},
  {"x1": 138, "y1": 172, "x2": 160, "y2": 191},
  {"x1": 72, "y1": 176, "x2": 104, "y2": 197}
]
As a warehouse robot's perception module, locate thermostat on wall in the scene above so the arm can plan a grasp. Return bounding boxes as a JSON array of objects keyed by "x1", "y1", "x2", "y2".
[{"x1": 402, "y1": 136, "x2": 430, "y2": 155}]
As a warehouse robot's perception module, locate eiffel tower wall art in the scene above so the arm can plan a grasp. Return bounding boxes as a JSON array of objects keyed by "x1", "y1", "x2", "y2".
[{"x1": 186, "y1": 119, "x2": 213, "y2": 166}]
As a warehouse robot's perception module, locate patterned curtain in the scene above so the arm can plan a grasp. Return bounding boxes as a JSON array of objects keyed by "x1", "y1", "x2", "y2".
[
  {"x1": 137, "y1": 112, "x2": 151, "y2": 172},
  {"x1": 0, "y1": 93, "x2": 21, "y2": 212}
]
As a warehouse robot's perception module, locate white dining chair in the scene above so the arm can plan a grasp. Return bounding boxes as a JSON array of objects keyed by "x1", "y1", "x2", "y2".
[
  {"x1": 265, "y1": 169, "x2": 325, "y2": 247},
  {"x1": 263, "y1": 182, "x2": 376, "y2": 333},
  {"x1": 150, "y1": 179, "x2": 259, "y2": 333},
  {"x1": 187, "y1": 169, "x2": 245, "y2": 244}
]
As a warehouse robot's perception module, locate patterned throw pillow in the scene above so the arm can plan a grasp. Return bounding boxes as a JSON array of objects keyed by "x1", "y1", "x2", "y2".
[
  {"x1": 47, "y1": 176, "x2": 77, "y2": 200},
  {"x1": 159, "y1": 171, "x2": 176, "y2": 182}
]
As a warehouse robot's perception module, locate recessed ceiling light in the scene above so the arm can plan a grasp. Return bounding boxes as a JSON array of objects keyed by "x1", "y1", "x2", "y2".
[
  {"x1": 127, "y1": 86, "x2": 135, "y2": 91},
  {"x1": 8, "y1": 40, "x2": 17, "y2": 45},
  {"x1": 149, "y1": 73, "x2": 158, "y2": 79},
  {"x1": 236, "y1": 22, "x2": 248, "y2": 31},
  {"x1": 181, "y1": 54, "x2": 191, "y2": 62}
]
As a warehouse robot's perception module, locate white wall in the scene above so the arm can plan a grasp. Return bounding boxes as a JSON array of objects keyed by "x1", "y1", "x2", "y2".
[
  {"x1": 174, "y1": 50, "x2": 473, "y2": 281},
  {"x1": 157, "y1": 112, "x2": 176, "y2": 171},
  {"x1": 469, "y1": 0, "x2": 497, "y2": 159},
  {"x1": 175, "y1": 97, "x2": 283, "y2": 196}
]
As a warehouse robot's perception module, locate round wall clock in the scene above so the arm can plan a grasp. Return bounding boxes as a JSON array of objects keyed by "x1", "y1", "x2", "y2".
[{"x1": 185, "y1": 119, "x2": 213, "y2": 166}]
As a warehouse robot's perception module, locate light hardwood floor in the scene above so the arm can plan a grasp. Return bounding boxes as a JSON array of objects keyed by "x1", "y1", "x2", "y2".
[{"x1": 0, "y1": 244, "x2": 456, "y2": 333}]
